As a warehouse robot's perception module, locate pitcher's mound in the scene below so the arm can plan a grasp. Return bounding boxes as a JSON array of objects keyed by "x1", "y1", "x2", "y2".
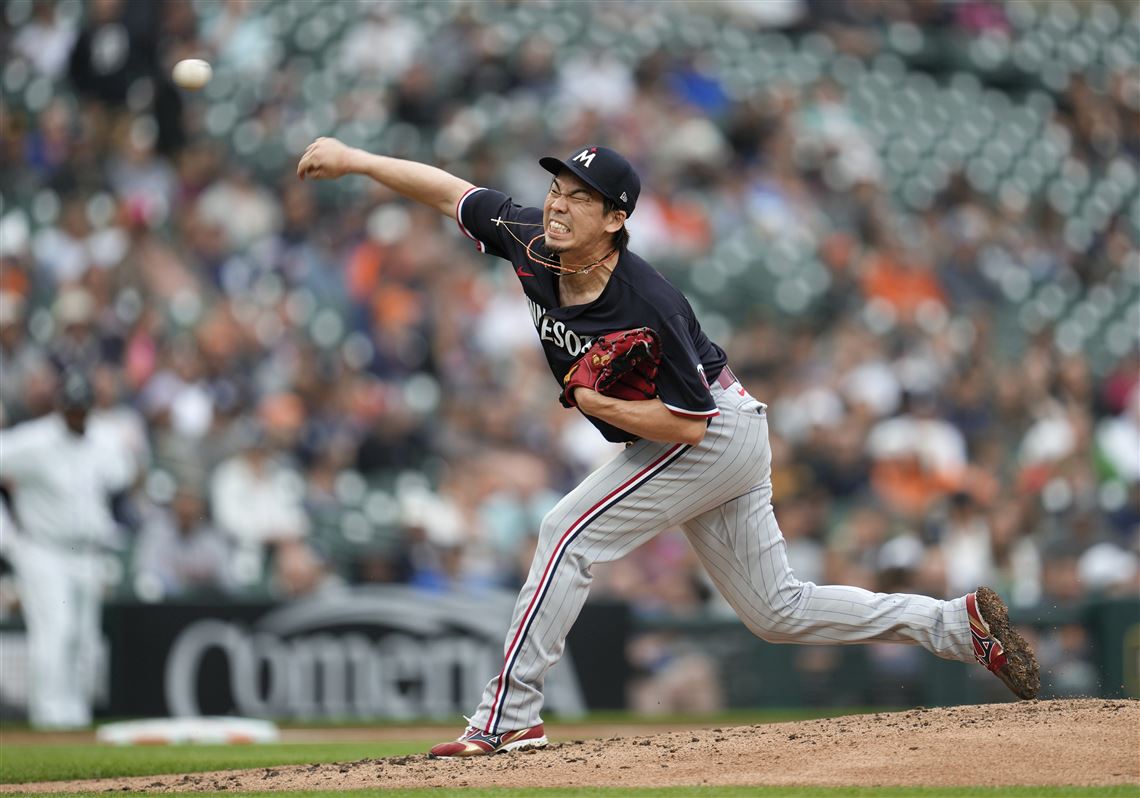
[{"x1": 5, "y1": 699, "x2": 1137, "y2": 792}]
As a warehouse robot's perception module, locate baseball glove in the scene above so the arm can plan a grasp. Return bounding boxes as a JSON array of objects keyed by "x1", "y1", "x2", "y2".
[{"x1": 561, "y1": 327, "x2": 661, "y2": 407}]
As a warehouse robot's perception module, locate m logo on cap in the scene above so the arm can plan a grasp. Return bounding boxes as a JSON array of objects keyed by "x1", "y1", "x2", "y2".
[{"x1": 571, "y1": 149, "x2": 596, "y2": 168}]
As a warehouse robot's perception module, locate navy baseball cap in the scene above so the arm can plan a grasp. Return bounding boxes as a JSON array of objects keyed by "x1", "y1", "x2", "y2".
[{"x1": 539, "y1": 146, "x2": 640, "y2": 216}]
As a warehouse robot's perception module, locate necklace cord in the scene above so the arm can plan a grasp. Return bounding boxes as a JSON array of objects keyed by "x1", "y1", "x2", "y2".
[{"x1": 494, "y1": 218, "x2": 616, "y2": 276}]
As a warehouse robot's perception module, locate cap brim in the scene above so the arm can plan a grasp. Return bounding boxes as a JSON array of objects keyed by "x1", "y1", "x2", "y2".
[{"x1": 539, "y1": 156, "x2": 615, "y2": 206}]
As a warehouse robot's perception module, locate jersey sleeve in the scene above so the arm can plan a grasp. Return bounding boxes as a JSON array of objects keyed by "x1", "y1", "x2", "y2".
[
  {"x1": 455, "y1": 187, "x2": 532, "y2": 260},
  {"x1": 654, "y1": 313, "x2": 719, "y2": 420},
  {"x1": 0, "y1": 422, "x2": 47, "y2": 482}
]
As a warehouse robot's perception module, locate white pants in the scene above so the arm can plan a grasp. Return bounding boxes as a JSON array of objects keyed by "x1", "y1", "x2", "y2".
[
  {"x1": 9, "y1": 536, "x2": 104, "y2": 729},
  {"x1": 471, "y1": 375, "x2": 976, "y2": 733}
]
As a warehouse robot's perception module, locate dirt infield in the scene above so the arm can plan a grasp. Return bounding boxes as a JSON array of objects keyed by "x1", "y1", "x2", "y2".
[{"x1": 4, "y1": 699, "x2": 1137, "y2": 792}]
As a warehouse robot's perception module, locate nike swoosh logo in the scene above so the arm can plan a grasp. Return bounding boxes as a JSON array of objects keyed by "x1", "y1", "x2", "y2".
[{"x1": 516, "y1": 265, "x2": 535, "y2": 278}]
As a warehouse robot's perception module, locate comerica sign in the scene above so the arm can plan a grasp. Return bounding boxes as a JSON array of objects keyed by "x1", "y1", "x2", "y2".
[
  {"x1": 144, "y1": 587, "x2": 590, "y2": 720},
  {"x1": 0, "y1": 588, "x2": 630, "y2": 721},
  {"x1": 165, "y1": 620, "x2": 507, "y2": 718},
  {"x1": 161, "y1": 588, "x2": 588, "y2": 715}
]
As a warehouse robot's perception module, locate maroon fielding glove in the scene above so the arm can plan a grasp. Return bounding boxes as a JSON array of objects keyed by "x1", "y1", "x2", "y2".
[
  {"x1": 562, "y1": 327, "x2": 661, "y2": 407},
  {"x1": 603, "y1": 359, "x2": 659, "y2": 401}
]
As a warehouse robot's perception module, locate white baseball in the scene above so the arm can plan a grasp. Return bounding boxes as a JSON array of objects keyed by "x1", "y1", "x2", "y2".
[{"x1": 172, "y1": 59, "x2": 212, "y2": 90}]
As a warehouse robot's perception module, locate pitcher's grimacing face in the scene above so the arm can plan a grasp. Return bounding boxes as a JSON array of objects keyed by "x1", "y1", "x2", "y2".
[{"x1": 542, "y1": 171, "x2": 619, "y2": 254}]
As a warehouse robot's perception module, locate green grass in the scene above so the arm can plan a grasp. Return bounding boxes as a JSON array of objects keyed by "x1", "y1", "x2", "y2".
[
  {"x1": 0, "y1": 708, "x2": 884, "y2": 785},
  {"x1": 0, "y1": 741, "x2": 423, "y2": 784},
  {"x1": 27, "y1": 788, "x2": 1140, "y2": 798}
]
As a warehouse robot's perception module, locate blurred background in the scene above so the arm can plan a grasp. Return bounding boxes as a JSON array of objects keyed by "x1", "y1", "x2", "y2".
[{"x1": 0, "y1": 0, "x2": 1137, "y2": 725}]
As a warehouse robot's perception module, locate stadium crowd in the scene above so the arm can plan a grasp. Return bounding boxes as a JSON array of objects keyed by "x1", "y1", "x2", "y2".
[{"x1": 0, "y1": 0, "x2": 1137, "y2": 710}]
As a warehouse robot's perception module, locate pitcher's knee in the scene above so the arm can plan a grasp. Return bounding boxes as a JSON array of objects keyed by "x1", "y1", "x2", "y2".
[
  {"x1": 537, "y1": 511, "x2": 567, "y2": 550},
  {"x1": 744, "y1": 582, "x2": 809, "y2": 642},
  {"x1": 535, "y1": 512, "x2": 593, "y2": 573}
]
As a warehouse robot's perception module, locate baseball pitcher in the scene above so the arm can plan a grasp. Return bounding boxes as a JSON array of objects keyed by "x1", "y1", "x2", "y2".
[{"x1": 296, "y1": 139, "x2": 1040, "y2": 757}]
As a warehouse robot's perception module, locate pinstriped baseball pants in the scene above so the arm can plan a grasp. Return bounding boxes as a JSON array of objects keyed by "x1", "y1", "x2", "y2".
[{"x1": 471, "y1": 377, "x2": 977, "y2": 734}]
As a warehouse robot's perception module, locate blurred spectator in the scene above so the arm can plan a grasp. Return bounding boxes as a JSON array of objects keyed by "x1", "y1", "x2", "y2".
[
  {"x1": 866, "y1": 390, "x2": 967, "y2": 518},
  {"x1": 1096, "y1": 385, "x2": 1140, "y2": 484},
  {"x1": 627, "y1": 632, "x2": 724, "y2": 715},
  {"x1": 67, "y1": 0, "x2": 160, "y2": 108},
  {"x1": 269, "y1": 536, "x2": 339, "y2": 599},
  {"x1": 35, "y1": 200, "x2": 97, "y2": 285},
  {"x1": 25, "y1": 99, "x2": 75, "y2": 181},
  {"x1": 48, "y1": 286, "x2": 112, "y2": 372},
  {"x1": 89, "y1": 362, "x2": 150, "y2": 475},
  {"x1": 1078, "y1": 541, "x2": 1140, "y2": 597},
  {"x1": 1037, "y1": 623, "x2": 1098, "y2": 698},
  {"x1": 209, "y1": 422, "x2": 311, "y2": 590},
  {"x1": 400, "y1": 487, "x2": 491, "y2": 593},
  {"x1": 133, "y1": 486, "x2": 233, "y2": 600},
  {"x1": 196, "y1": 168, "x2": 281, "y2": 251},
  {"x1": 983, "y1": 503, "x2": 1042, "y2": 609},
  {"x1": 201, "y1": 0, "x2": 275, "y2": 79},
  {"x1": 337, "y1": 5, "x2": 422, "y2": 82},
  {"x1": 11, "y1": 1, "x2": 77, "y2": 79},
  {"x1": 556, "y1": 51, "x2": 635, "y2": 119},
  {"x1": 826, "y1": 504, "x2": 892, "y2": 589},
  {"x1": 107, "y1": 115, "x2": 177, "y2": 221},
  {"x1": 0, "y1": 293, "x2": 49, "y2": 423}
]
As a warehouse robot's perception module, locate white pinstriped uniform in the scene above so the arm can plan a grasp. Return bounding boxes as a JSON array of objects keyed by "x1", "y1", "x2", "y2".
[
  {"x1": 472, "y1": 374, "x2": 976, "y2": 734},
  {"x1": 452, "y1": 176, "x2": 978, "y2": 735}
]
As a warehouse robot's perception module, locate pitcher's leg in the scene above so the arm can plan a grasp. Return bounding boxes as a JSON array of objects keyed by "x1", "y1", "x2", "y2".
[
  {"x1": 470, "y1": 442, "x2": 693, "y2": 734},
  {"x1": 683, "y1": 488, "x2": 974, "y2": 662}
]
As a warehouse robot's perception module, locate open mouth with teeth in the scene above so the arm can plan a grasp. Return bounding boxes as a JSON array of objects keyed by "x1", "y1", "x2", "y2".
[{"x1": 547, "y1": 219, "x2": 571, "y2": 239}]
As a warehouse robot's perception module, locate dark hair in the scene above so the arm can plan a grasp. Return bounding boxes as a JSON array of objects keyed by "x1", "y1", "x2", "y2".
[{"x1": 602, "y1": 196, "x2": 631, "y2": 251}]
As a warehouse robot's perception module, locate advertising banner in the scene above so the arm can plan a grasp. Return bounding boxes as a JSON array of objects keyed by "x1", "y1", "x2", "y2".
[{"x1": 104, "y1": 587, "x2": 630, "y2": 720}]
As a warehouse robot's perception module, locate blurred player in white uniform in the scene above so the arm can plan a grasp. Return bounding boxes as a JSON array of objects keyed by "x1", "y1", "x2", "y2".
[{"x1": 0, "y1": 373, "x2": 135, "y2": 729}]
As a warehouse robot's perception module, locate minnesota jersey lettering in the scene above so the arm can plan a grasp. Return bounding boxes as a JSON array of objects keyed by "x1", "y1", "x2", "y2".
[{"x1": 526, "y1": 296, "x2": 594, "y2": 358}]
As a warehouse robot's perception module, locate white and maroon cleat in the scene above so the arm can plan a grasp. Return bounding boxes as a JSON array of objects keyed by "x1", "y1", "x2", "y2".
[
  {"x1": 967, "y1": 587, "x2": 1041, "y2": 700},
  {"x1": 428, "y1": 722, "x2": 548, "y2": 758}
]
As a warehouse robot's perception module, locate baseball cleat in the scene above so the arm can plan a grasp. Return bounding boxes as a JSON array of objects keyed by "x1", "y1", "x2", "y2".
[
  {"x1": 967, "y1": 587, "x2": 1041, "y2": 700},
  {"x1": 428, "y1": 722, "x2": 547, "y2": 758}
]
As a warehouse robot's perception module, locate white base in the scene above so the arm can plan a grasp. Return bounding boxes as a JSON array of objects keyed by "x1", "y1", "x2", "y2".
[{"x1": 95, "y1": 717, "x2": 280, "y2": 746}]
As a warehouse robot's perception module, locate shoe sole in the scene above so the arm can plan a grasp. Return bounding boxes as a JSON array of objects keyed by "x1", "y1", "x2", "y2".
[
  {"x1": 499, "y1": 735, "x2": 548, "y2": 753},
  {"x1": 975, "y1": 587, "x2": 1041, "y2": 700}
]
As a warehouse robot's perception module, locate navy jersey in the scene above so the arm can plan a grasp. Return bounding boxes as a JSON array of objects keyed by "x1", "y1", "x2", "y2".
[{"x1": 456, "y1": 187, "x2": 728, "y2": 443}]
